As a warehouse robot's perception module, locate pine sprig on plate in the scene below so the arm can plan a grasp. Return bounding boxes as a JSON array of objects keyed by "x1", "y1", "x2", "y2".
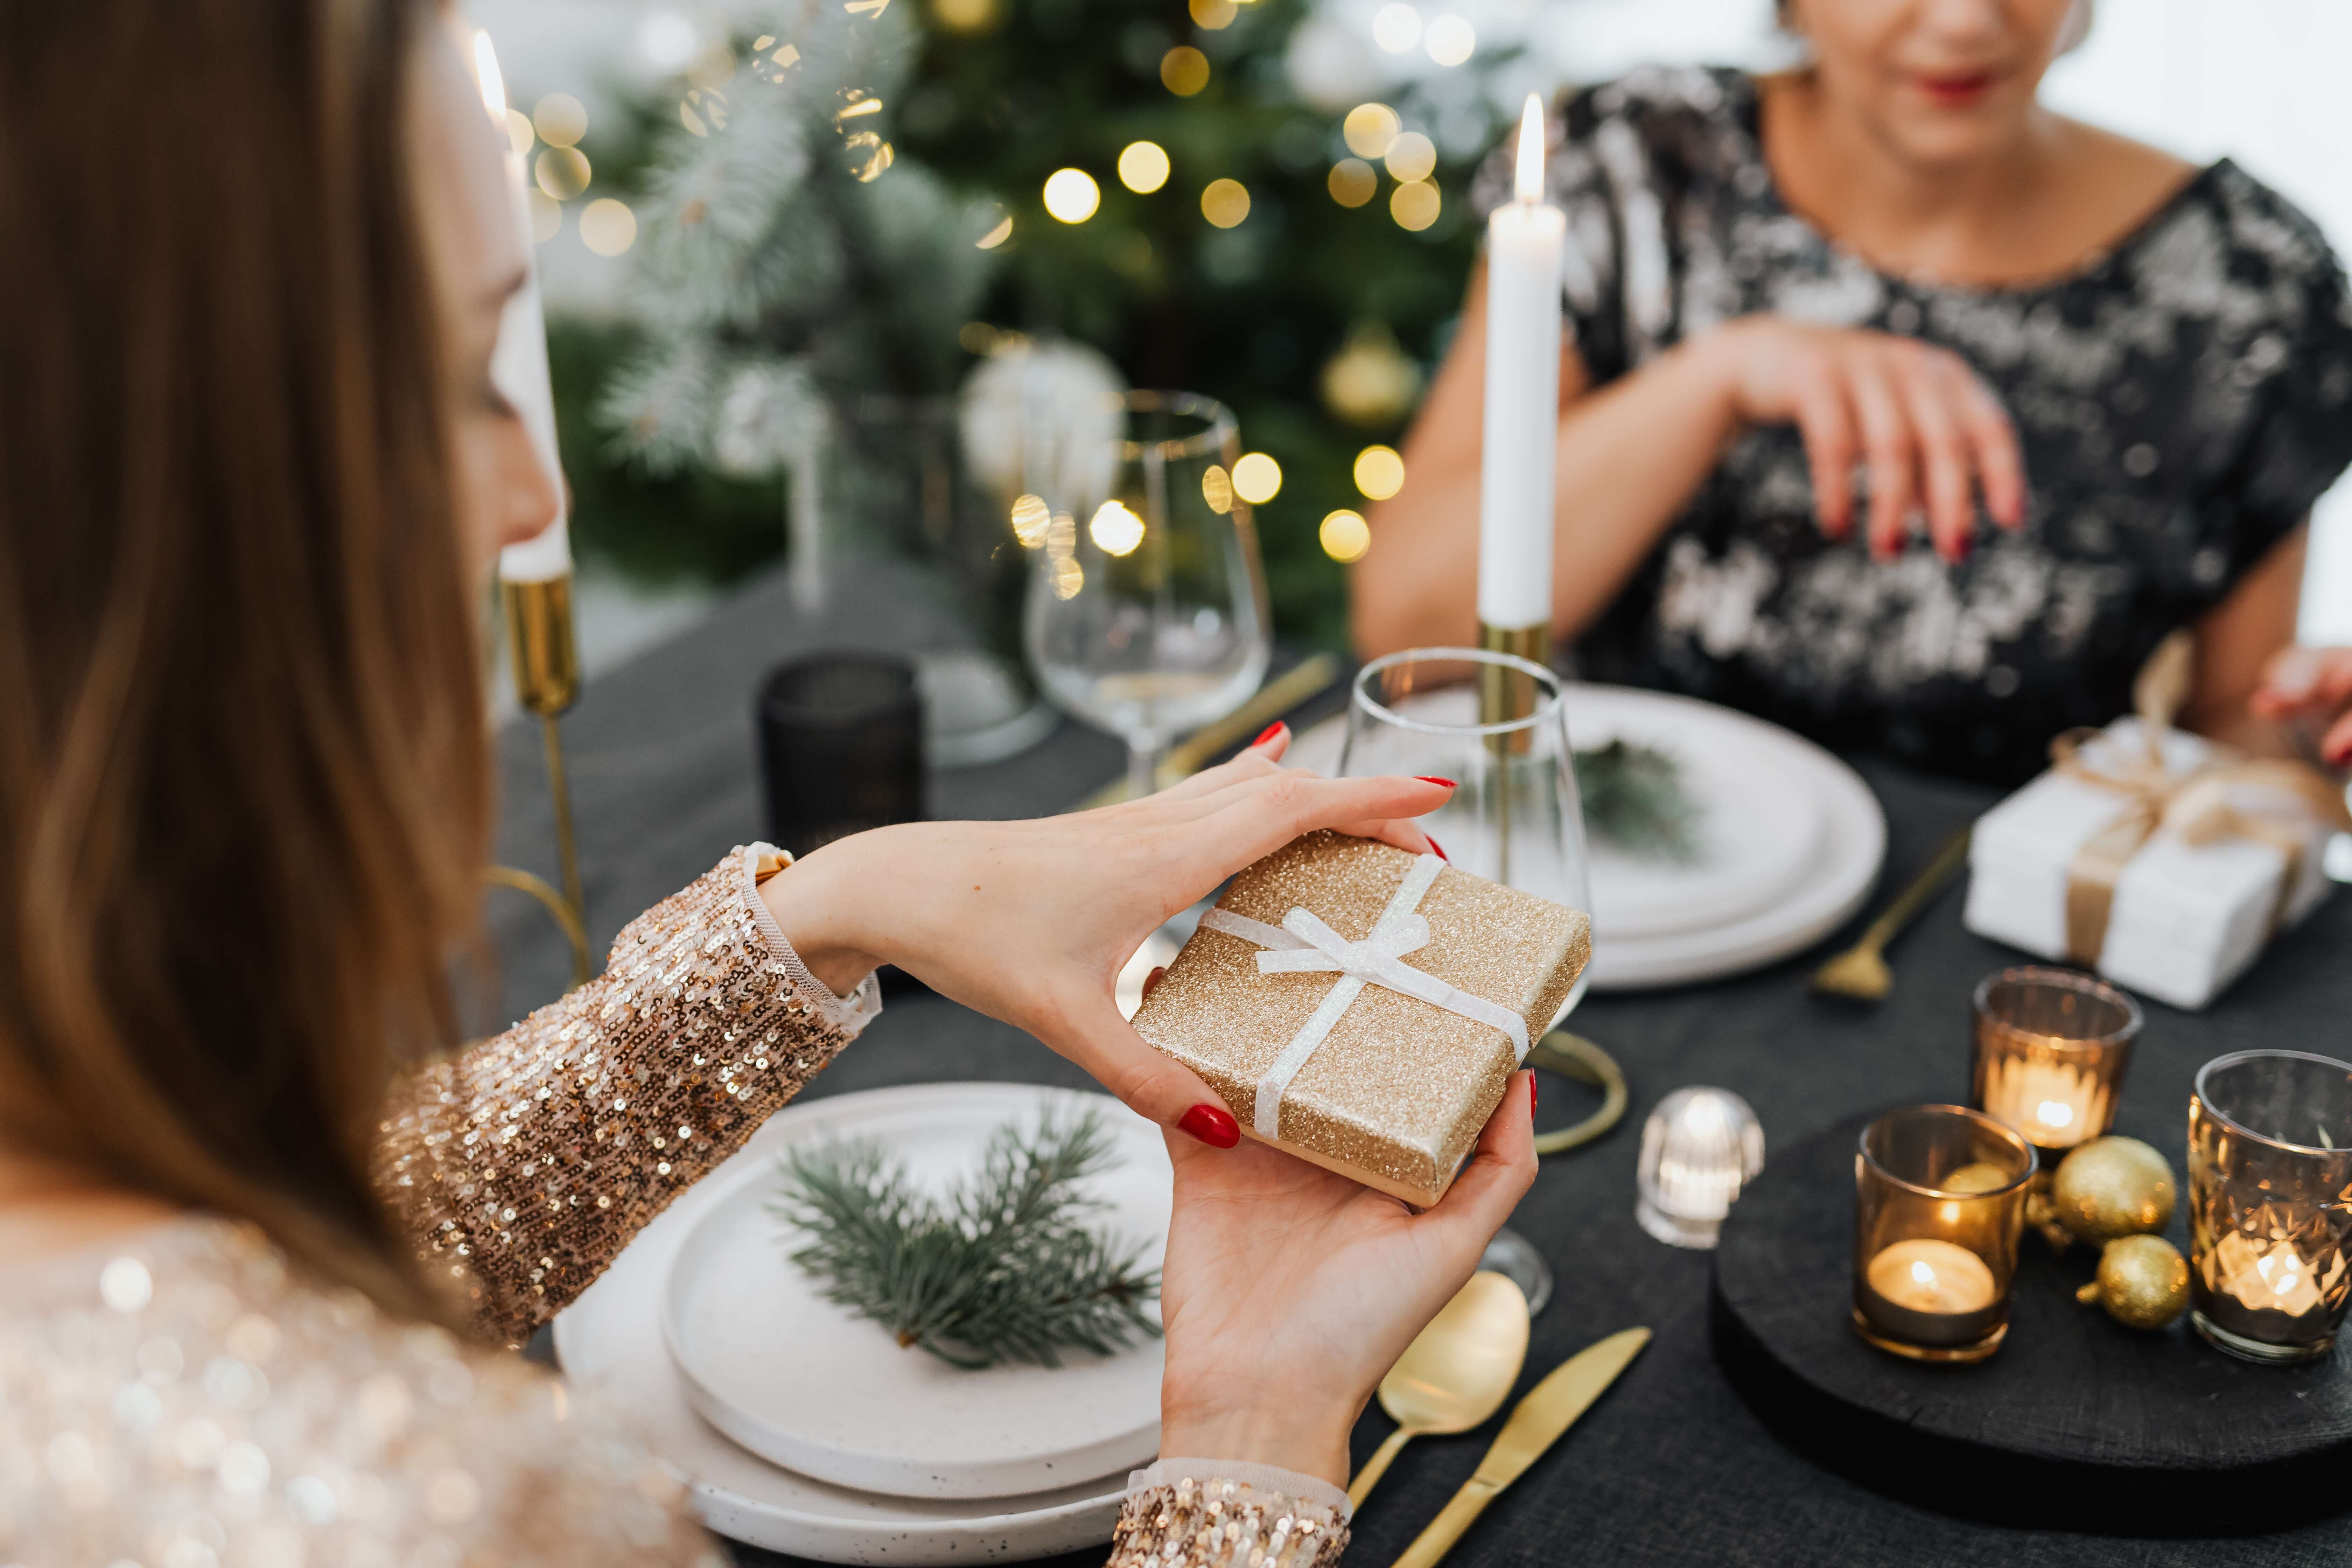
[
  {"x1": 770, "y1": 1108, "x2": 1161, "y2": 1371},
  {"x1": 1576, "y1": 737, "x2": 1704, "y2": 863}
]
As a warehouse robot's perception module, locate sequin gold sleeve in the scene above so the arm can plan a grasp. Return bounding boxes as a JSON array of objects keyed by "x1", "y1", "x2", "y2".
[
  {"x1": 377, "y1": 847, "x2": 863, "y2": 1347},
  {"x1": 1108, "y1": 1472, "x2": 1352, "y2": 1567}
]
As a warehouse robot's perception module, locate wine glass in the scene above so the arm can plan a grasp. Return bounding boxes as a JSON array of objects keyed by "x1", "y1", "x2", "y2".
[
  {"x1": 1023, "y1": 391, "x2": 1270, "y2": 798},
  {"x1": 1340, "y1": 647, "x2": 1593, "y2": 1314}
]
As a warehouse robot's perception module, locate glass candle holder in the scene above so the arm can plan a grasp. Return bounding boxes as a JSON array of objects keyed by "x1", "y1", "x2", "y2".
[
  {"x1": 1852, "y1": 1106, "x2": 2036, "y2": 1363},
  {"x1": 1636, "y1": 1087, "x2": 1765, "y2": 1250},
  {"x1": 1971, "y1": 966, "x2": 2142, "y2": 1155},
  {"x1": 2187, "y1": 1050, "x2": 2352, "y2": 1364}
]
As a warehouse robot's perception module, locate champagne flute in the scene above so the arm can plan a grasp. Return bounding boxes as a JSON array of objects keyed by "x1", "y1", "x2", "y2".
[
  {"x1": 1340, "y1": 647, "x2": 1593, "y2": 1313},
  {"x1": 1023, "y1": 392, "x2": 1270, "y2": 798}
]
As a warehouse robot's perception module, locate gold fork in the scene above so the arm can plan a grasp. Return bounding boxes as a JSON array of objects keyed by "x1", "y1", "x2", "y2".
[{"x1": 1809, "y1": 825, "x2": 1973, "y2": 1002}]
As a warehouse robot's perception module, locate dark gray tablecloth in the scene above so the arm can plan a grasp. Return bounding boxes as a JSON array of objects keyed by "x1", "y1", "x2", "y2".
[{"x1": 497, "y1": 561, "x2": 2352, "y2": 1567}]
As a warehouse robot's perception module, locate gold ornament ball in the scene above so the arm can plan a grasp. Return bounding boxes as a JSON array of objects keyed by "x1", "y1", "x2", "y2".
[
  {"x1": 2050, "y1": 1135, "x2": 2175, "y2": 1246},
  {"x1": 2076, "y1": 1234, "x2": 2190, "y2": 1330}
]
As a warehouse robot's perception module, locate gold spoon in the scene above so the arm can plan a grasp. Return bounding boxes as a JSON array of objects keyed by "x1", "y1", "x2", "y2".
[
  {"x1": 1346, "y1": 1270, "x2": 1530, "y2": 1508},
  {"x1": 1809, "y1": 825, "x2": 1973, "y2": 1002}
]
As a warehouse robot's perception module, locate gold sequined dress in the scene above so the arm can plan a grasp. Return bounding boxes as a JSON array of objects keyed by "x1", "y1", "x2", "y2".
[{"x1": 0, "y1": 847, "x2": 1350, "y2": 1567}]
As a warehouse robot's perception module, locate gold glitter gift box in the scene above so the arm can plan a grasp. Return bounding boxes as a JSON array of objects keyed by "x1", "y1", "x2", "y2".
[{"x1": 1132, "y1": 830, "x2": 1590, "y2": 1206}]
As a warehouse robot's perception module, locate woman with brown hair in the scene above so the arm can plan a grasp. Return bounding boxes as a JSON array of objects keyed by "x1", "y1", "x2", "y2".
[
  {"x1": 1353, "y1": 0, "x2": 2352, "y2": 784},
  {"x1": 0, "y1": 5, "x2": 1532, "y2": 1560}
]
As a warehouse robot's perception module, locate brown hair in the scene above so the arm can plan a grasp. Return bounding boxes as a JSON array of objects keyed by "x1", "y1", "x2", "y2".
[{"x1": 0, "y1": 0, "x2": 484, "y2": 1324}]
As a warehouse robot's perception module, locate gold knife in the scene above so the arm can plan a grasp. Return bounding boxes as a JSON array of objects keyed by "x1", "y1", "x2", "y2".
[{"x1": 1385, "y1": 1326, "x2": 1651, "y2": 1568}]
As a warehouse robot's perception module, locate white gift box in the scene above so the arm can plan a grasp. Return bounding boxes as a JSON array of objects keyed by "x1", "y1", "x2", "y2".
[{"x1": 1963, "y1": 719, "x2": 2335, "y2": 1011}]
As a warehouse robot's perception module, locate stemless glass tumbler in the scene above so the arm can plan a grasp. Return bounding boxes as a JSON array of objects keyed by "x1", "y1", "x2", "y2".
[
  {"x1": 1341, "y1": 648, "x2": 1594, "y2": 1309},
  {"x1": 1851, "y1": 1106, "x2": 2036, "y2": 1363},
  {"x1": 2187, "y1": 1050, "x2": 2352, "y2": 1364},
  {"x1": 1970, "y1": 966, "x2": 2142, "y2": 1155},
  {"x1": 1023, "y1": 391, "x2": 1271, "y2": 798}
]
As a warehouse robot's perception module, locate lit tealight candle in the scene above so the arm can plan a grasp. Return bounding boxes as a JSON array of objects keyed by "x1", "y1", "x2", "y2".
[
  {"x1": 1859, "y1": 1238, "x2": 2002, "y2": 1350},
  {"x1": 1979, "y1": 1055, "x2": 2107, "y2": 1150}
]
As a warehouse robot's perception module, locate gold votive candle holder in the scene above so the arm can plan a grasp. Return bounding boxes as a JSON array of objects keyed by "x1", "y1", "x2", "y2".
[
  {"x1": 1853, "y1": 1105, "x2": 2036, "y2": 1363},
  {"x1": 1971, "y1": 966, "x2": 2142, "y2": 1155},
  {"x1": 2188, "y1": 1050, "x2": 2352, "y2": 1364}
]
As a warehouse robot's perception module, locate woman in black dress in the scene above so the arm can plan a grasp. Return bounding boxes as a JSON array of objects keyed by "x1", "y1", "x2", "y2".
[{"x1": 1354, "y1": 0, "x2": 2352, "y2": 783}]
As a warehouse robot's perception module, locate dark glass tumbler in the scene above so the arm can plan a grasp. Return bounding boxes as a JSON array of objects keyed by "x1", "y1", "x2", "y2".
[{"x1": 756, "y1": 653, "x2": 924, "y2": 859}]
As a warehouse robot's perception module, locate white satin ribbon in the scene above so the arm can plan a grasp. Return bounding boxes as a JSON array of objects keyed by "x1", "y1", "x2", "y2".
[{"x1": 1196, "y1": 853, "x2": 1531, "y2": 1140}]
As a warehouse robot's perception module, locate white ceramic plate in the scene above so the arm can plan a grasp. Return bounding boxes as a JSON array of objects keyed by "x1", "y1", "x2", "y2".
[
  {"x1": 1288, "y1": 684, "x2": 1885, "y2": 990},
  {"x1": 553, "y1": 1084, "x2": 1147, "y2": 1563},
  {"x1": 661, "y1": 1089, "x2": 1169, "y2": 1500}
]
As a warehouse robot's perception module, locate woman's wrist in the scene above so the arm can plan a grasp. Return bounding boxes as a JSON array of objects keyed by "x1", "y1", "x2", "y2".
[
  {"x1": 758, "y1": 835, "x2": 889, "y2": 999},
  {"x1": 1159, "y1": 1391, "x2": 1361, "y2": 1490}
]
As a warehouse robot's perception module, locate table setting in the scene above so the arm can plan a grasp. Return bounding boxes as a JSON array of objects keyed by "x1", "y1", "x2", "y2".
[{"x1": 476, "y1": 99, "x2": 2352, "y2": 1568}]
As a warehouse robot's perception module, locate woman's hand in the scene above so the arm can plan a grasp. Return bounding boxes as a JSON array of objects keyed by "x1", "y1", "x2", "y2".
[
  {"x1": 1154, "y1": 1072, "x2": 1540, "y2": 1486},
  {"x1": 1693, "y1": 317, "x2": 2028, "y2": 562},
  {"x1": 2249, "y1": 644, "x2": 2352, "y2": 766},
  {"x1": 763, "y1": 728, "x2": 1455, "y2": 1143}
]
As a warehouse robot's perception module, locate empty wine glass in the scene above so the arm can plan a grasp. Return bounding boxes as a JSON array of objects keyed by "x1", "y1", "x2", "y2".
[
  {"x1": 1341, "y1": 647, "x2": 1594, "y2": 1311},
  {"x1": 1023, "y1": 391, "x2": 1270, "y2": 798}
]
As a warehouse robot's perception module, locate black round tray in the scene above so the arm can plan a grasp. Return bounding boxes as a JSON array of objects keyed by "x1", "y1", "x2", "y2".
[{"x1": 1712, "y1": 1112, "x2": 2352, "y2": 1534}]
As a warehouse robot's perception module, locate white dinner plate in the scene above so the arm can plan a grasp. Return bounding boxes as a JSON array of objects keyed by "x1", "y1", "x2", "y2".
[
  {"x1": 553, "y1": 1084, "x2": 1148, "y2": 1563},
  {"x1": 661, "y1": 1090, "x2": 1169, "y2": 1499},
  {"x1": 1287, "y1": 684, "x2": 1885, "y2": 990}
]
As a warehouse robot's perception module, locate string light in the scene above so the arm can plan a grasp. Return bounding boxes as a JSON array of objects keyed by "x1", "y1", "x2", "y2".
[
  {"x1": 503, "y1": 109, "x2": 535, "y2": 158},
  {"x1": 1189, "y1": 0, "x2": 1238, "y2": 27},
  {"x1": 533, "y1": 93, "x2": 588, "y2": 149},
  {"x1": 1161, "y1": 46, "x2": 1210, "y2": 96},
  {"x1": 1353, "y1": 445, "x2": 1405, "y2": 499},
  {"x1": 535, "y1": 146, "x2": 590, "y2": 201},
  {"x1": 1201, "y1": 178, "x2": 1251, "y2": 228},
  {"x1": 1118, "y1": 141, "x2": 1171, "y2": 194},
  {"x1": 1424, "y1": 14, "x2": 1476, "y2": 65},
  {"x1": 1342, "y1": 103, "x2": 1400, "y2": 160},
  {"x1": 1232, "y1": 453, "x2": 1282, "y2": 504},
  {"x1": 580, "y1": 198, "x2": 637, "y2": 255},
  {"x1": 1327, "y1": 159, "x2": 1376, "y2": 208},
  {"x1": 1320, "y1": 509, "x2": 1371, "y2": 562},
  {"x1": 1390, "y1": 179, "x2": 1439, "y2": 232},
  {"x1": 1043, "y1": 168, "x2": 1100, "y2": 223},
  {"x1": 1010, "y1": 493, "x2": 1051, "y2": 547},
  {"x1": 1089, "y1": 500, "x2": 1147, "y2": 556},
  {"x1": 1372, "y1": 4, "x2": 1421, "y2": 52},
  {"x1": 1384, "y1": 131, "x2": 1436, "y2": 184},
  {"x1": 1201, "y1": 464, "x2": 1234, "y2": 513}
]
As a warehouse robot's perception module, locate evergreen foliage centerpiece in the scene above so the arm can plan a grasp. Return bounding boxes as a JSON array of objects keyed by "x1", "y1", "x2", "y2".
[{"x1": 770, "y1": 1107, "x2": 1162, "y2": 1370}]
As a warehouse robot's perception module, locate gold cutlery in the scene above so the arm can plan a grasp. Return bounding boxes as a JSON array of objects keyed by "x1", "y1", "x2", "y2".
[
  {"x1": 1347, "y1": 1272, "x2": 1530, "y2": 1508},
  {"x1": 1809, "y1": 825, "x2": 1973, "y2": 1002},
  {"x1": 1385, "y1": 1326, "x2": 1651, "y2": 1568},
  {"x1": 1074, "y1": 652, "x2": 1345, "y2": 809}
]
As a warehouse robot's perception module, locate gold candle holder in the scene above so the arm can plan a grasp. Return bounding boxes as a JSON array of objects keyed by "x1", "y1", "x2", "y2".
[
  {"x1": 1971, "y1": 966, "x2": 2141, "y2": 1155},
  {"x1": 2188, "y1": 1050, "x2": 2352, "y2": 1363},
  {"x1": 1476, "y1": 621, "x2": 1548, "y2": 883},
  {"x1": 496, "y1": 574, "x2": 590, "y2": 987},
  {"x1": 1852, "y1": 1105, "x2": 2036, "y2": 1363}
]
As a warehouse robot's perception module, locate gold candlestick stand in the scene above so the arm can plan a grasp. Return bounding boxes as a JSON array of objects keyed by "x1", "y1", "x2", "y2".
[
  {"x1": 1477, "y1": 619, "x2": 1549, "y2": 883},
  {"x1": 492, "y1": 574, "x2": 592, "y2": 988}
]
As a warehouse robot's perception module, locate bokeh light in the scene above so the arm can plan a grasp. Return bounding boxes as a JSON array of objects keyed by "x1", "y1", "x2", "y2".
[
  {"x1": 1190, "y1": 0, "x2": 1238, "y2": 27},
  {"x1": 975, "y1": 209, "x2": 1014, "y2": 249},
  {"x1": 503, "y1": 108, "x2": 534, "y2": 158},
  {"x1": 1010, "y1": 493, "x2": 1051, "y2": 547},
  {"x1": 1372, "y1": 4, "x2": 1422, "y2": 52},
  {"x1": 1424, "y1": 13, "x2": 1476, "y2": 65},
  {"x1": 1089, "y1": 500, "x2": 1147, "y2": 556},
  {"x1": 1118, "y1": 141, "x2": 1171, "y2": 194},
  {"x1": 934, "y1": 0, "x2": 1000, "y2": 31},
  {"x1": 1232, "y1": 452, "x2": 1282, "y2": 504},
  {"x1": 580, "y1": 197, "x2": 638, "y2": 256},
  {"x1": 1043, "y1": 168, "x2": 1101, "y2": 223},
  {"x1": 535, "y1": 146, "x2": 590, "y2": 201},
  {"x1": 1342, "y1": 103, "x2": 1401, "y2": 160},
  {"x1": 1202, "y1": 464, "x2": 1234, "y2": 514},
  {"x1": 1353, "y1": 445, "x2": 1406, "y2": 500},
  {"x1": 527, "y1": 191, "x2": 562, "y2": 243},
  {"x1": 1384, "y1": 131, "x2": 1436, "y2": 184},
  {"x1": 1201, "y1": 178, "x2": 1251, "y2": 228},
  {"x1": 1391, "y1": 179, "x2": 1440, "y2": 231},
  {"x1": 1320, "y1": 509, "x2": 1372, "y2": 563},
  {"x1": 1328, "y1": 159, "x2": 1376, "y2": 208},
  {"x1": 532, "y1": 93, "x2": 588, "y2": 149},
  {"x1": 1161, "y1": 46, "x2": 1210, "y2": 96}
]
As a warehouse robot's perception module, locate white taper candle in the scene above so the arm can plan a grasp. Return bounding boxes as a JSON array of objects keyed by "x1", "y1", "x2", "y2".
[{"x1": 1476, "y1": 96, "x2": 1565, "y2": 632}]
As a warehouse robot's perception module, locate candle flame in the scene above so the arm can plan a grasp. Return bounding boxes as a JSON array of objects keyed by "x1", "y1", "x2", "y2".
[
  {"x1": 2035, "y1": 1100, "x2": 2075, "y2": 1128},
  {"x1": 1512, "y1": 93, "x2": 1545, "y2": 204},
  {"x1": 1910, "y1": 1260, "x2": 1936, "y2": 1287},
  {"x1": 473, "y1": 30, "x2": 509, "y2": 126}
]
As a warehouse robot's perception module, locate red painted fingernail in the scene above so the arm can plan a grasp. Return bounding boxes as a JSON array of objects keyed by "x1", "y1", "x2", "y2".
[
  {"x1": 1416, "y1": 776, "x2": 1456, "y2": 789},
  {"x1": 1529, "y1": 1074, "x2": 1538, "y2": 1114},
  {"x1": 1178, "y1": 1104, "x2": 1240, "y2": 1148},
  {"x1": 1252, "y1": 722, "x2": 1285, "y2": 748},
  {"x1": 1425, "y1": 833, "x2": 1448, "y2": 861},
  {"x1": 1140, "y1": 965, "x2": 1167, "y2": 1002}
]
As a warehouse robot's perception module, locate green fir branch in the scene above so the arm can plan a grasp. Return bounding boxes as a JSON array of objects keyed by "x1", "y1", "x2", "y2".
[
  {"x1": 770, "y1": 1108, "x2": 1161, "y2": 1371},
  {"x1": 1576, "y1": 737, "x2": 1704, "y2": 863}
]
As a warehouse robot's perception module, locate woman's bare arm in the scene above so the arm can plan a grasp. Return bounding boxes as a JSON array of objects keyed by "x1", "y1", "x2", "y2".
[
  {"x1": 2184, "y1": 522, "x2": 2309, "y2": 754},
  {"x1": 1351, "y1": 262, "x2": 2024, "y2": 659}
]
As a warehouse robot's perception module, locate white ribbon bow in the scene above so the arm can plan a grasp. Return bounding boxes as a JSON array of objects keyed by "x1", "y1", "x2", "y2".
[{"x1": 1196, "y1": 853, "x2": 1531, "y2": 1140}]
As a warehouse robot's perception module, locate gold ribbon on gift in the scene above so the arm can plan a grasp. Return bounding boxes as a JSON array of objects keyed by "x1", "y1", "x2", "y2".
[{"x1": 2052, "y1": 630, "x2": 2352, "y2": 966}]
